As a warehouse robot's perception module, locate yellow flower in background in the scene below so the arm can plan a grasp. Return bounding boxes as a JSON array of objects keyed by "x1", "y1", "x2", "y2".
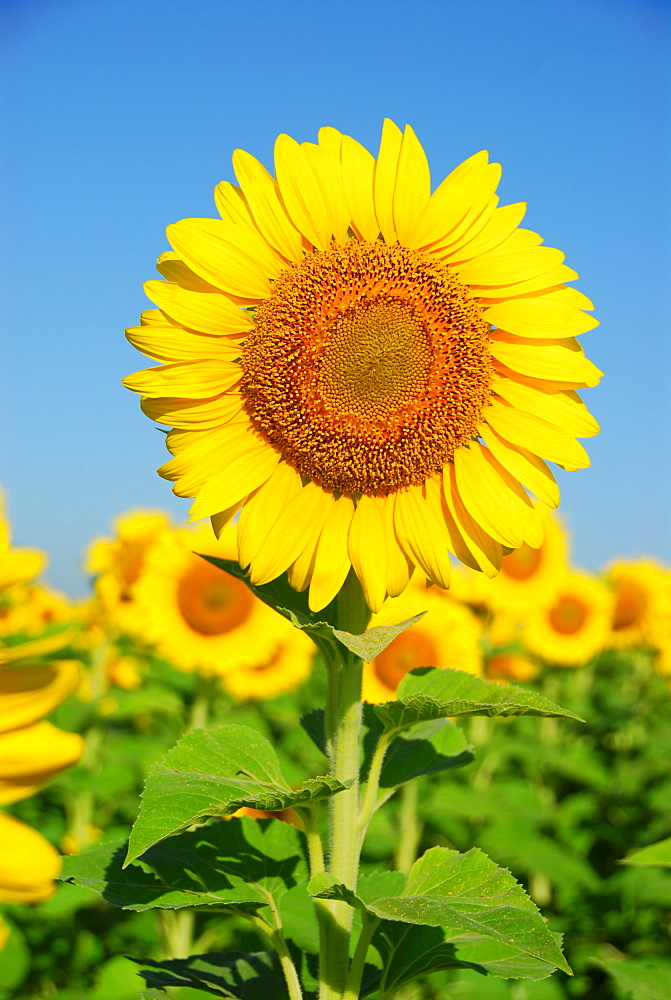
[
  {"x1": 0, "y1": 583, "x2": 75, "y2": 641},
  {"x1": 604, "y1": 560, "x2": 671, "y2": 650},
  {"x1": 86, "y1": 509, "x2": 173, "y2": 634},
  {"x1": 133, "y1": 521, "x2": 314, "y2": 687},
  {"x1": 362, "y1": 585, "x2": 483, "y2": 703},
  {"x1": 450, "y1": 506, "x2": 569, "y2": 611},
  {"x1": 0, "y1": 812, "x2": 61, "y2": 903},
  {"x1": 486, "y1": 651, "x2": 540, "y2": 683},
  {"x1": 0, "y1": 492, "x2": 46, "y2": 591},
  {"x1": 0, "y1": 653, "x2": 83, "y2": 903},
  {"x1": 124, "y1": 121, "x2": 601, "y2": 613},
  {"x1": 221, "y1": 638, "x2": 313, "y2": 701},
  {"x1": 522, "y1": 571, "x2": 614, "y2": 666}
]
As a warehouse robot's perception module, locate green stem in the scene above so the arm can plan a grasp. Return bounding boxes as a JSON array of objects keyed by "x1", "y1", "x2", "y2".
[
  {"x1": 249, "y1": 913, "x2": 304, "y2": 1000},
  {"x1": 394, "y1": 780, "x2": 423, "y2": 874},
  {"x1": 189, "y1": 673, "x2": 215, "y2": 730},
  {"x1": 342, "y1": 913, "x2": 380, "y2": 1000},
  {"x1": 158, "y1": 909, "x2": 195, "y2": 958},
  {"x1": 356, "y1": 731, "x2": 393, "y2": 838},
  {"x1": 302, "y1": 806, "x2": 326, "y2": 876},
  {"x1": 318, "y1": 571, "x2": 369, "y2": 1000}
]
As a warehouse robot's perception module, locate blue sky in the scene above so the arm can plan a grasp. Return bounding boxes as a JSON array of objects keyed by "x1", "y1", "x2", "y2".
[{"x1": 2, "y1": 0, "x2": 669, "y2": 596}]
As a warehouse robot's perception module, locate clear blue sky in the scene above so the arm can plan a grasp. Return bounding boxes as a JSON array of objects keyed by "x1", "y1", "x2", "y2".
[{"x1": 2, "y1": 0, "x2": 669, "y2": 597}]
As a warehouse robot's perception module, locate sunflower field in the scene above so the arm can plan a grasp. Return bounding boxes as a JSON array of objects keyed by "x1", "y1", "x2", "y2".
[
  {"x1": 2, "y1": 493, "x2": 670, "y2": 1000},
  {"x1": 3, "y1": 121, "x2": 671, "y2": 1000}
]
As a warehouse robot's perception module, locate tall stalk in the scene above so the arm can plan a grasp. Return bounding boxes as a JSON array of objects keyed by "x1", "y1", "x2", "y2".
[{"x1": 318, "y1": 572, "x2": 370, "y2": 1000}]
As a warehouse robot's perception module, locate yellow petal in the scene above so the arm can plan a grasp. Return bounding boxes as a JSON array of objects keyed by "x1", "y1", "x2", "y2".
[
  {"x1": 0, "y1": 661, "x2": 81, "y2": 735},
  {"x1": 491, "y1": 374, "x2": 600, "y2": 437},
  {"x1": 411, "y1": 150, "x2": 489, "y2": 249},
  {"x1": 301, "y1": 141, "x2": 350, "y2": 243},
  {"x1": 0, "y1": 812, "x2": 60, "y2": 903},
  {"x1": 126, "y1": 325, "x2": 243, "y2": 363},
  {"x1": 454, "y1": 442, "x2": 534, "y2": 548},
  {"x1": 490, "y1": 336, "x2": 603, "y2": 387},
  {"x1": 473, "y1": 264, "x2": 579, "y2": 301},
  {"x1": 484, "y1": 298, "x2": 599, "y2": 339},
  {"x1": 248, "y1": 483, "x2": 335, "y2": 586},
  {"x1": 428, "y1": 164, "x2": 502, "y2": 253},
  {"x1": 0, "y1": 630, "x2": 76, "y2": 664},
  {"x1": 0, "y1": 721, "x2": 84, "y2": 805},
  {"x1": 454, "y1": 246, "x2": 565, "y2": 287},
  {"x1": 124, "y1": 360, "x2": 240, "y2": 399},
  {"x1": 393, "y1": 124, "x2": 431, "y2": 246},
  {"x1": 213, "y1": 180, "x2": 252, "y2": 226},
  {"x1": 143, "y1": 280, "x2": 253, "y2": 335},
  {"x1": 443, "y1": 466, "x2": 503, "y2": 577},
  {"x1": 444, "y1": 202, "x2": 527, "y2": 262},
  {"x1": 237, "y1": 462, "x2": 303, "y2": 569},
  {"x1": 274, "y1": 134, "x2": 335, "y2": 249},
  {"x1": 155, "y1": 251, "x2": 221, "y2": 292},
  {"x1": 348, "y1": 496, "x2": 388, "y2": 613},
  {"x1": 485, "y1": 398, "x2": 591, "y2": 470},
  {"x1": 188, "y1": 428, "x2": 280, "y2": 520},
  {"x1": 232, "y1": 149, "x2": 303, "y2": 262},
  {"x1": 287, "y1": 537, "x2": 318, "y2": 593},
  {"x1": 340, "y1": 135, "x2": 379, "y2": 241},
  {"x1": 393, "y1": 484, "x2": 451, "y2": 589},
  {"x1": 167, "y1": 218, "x2": 280, "y2": 298},
  {"x1": 210, "y1": 499, "x2": 247, "y2": 539},
  {"x1": 480, "y1": 425, "x2": 560, "y2": 508},
  {"x1": 143, "y1": 390, "x2": 242, "y2": 430},
  {"x1": 309, "y1": 496, "x2": 355, "y2": 612},
  {"x1": 373, "y1": 118, "x2": 403, "y2": 244},
  {"x1": 0, "y1": 549, "x2": 45, "y2": 589},
  {"x1": 380, "y1": 495, "x2": 413, "y2": 598},
  {"x1": 317, "y1": 126, "x2": 344, "y2": 154}
]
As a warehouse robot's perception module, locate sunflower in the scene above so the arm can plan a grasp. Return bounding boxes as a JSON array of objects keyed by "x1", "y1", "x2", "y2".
[
  {"x1": 0, "y1": 656, "x2": 83, "y2": 902},
  {"x1": 522, "y1": 570, "x2": 614, "y2": 666},
  {"x1": 362, "y1": 585, "x2": 483, "y2": 703},
  {"x1": 86, "y1": 510, "x2": 173, "y2": 635},
  {"x1": 450, "y1": 506, "x2": 569, "y2": 612},
  {"x1": 124, "y1": 121, "x2": 601, "y2": 612},
  {"x1": 485, "y1": 651, "x2": 540, "y2": 683},
  {"x1": 603, "y1": 559, "x2": 671, "y2": 650},
  {"x1": 132, "y1": 521, "x2": 314, "y2": 679}
]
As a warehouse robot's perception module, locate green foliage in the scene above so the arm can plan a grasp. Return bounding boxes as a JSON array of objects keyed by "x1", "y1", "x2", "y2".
[
  {"x1": 62, "y1": 817, "x2": 307, "y2": 914},
  {"x1": 310, "y1": 846, "x2": 571, "y2": 975},
  {"x1": 135, "y1": 949, "x2": 289, "y2": 998},
  {"x1": 126, "y1": 724, "x2": 348, "y2": 862},
  {"x1": 621, "y1": 837, "x2": 671, "y2": 868},
  {"x1": 374, "y1": 667, "x2": 584, "y2": 731},
  {"x1": 6, "y1": 632, "x2": 671, "y2": 999}
]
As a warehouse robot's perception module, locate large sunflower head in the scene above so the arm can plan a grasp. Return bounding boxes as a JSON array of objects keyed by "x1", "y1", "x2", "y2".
[{"x1": 124, "y1": 121, "x2": 601, "y2": 613}]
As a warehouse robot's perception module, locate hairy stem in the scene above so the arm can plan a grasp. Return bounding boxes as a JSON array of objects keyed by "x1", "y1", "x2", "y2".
[{"x1": 318, "y1": 571, "x2": 369, "y2": 1000}]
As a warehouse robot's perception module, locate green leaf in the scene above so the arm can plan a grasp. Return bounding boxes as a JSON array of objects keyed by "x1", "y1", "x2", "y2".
[
  {"x1": 135, "y1": 949, "x2": 289, "y2": 998},
  {"x1": 332, "y1": 614, "x2": 426, "y2": 662},
  {"x1": 374, "y1": 667, "x2": 584, "y2": 732},
  {"x1": 60, "y1": 817, "x2": 307, "y2": 913},
  {"x1": 126, "y1": 724, "x2": 348, "y2": 863},
  {"x1": 300, "y1": 709, "x2": 474, "y2": 787},
  {"x1": 591, "y1": 956, "x2": 671, "y2": 1000},
  {"x1": 200, "y1": 556, "x2": 423, "y2": 661},
  {"x1": 310, "y1": 847, "x2": 571, "y2": 976},
  {"x1": 379, "y1": 719, "x2": 475, "y2": 787},
  {"x1": 621, "y1": 836, "x2": 671, "y2": 868},
  {"x1": 373, "y1": 923, "x2": 485, "y2": 998}
]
